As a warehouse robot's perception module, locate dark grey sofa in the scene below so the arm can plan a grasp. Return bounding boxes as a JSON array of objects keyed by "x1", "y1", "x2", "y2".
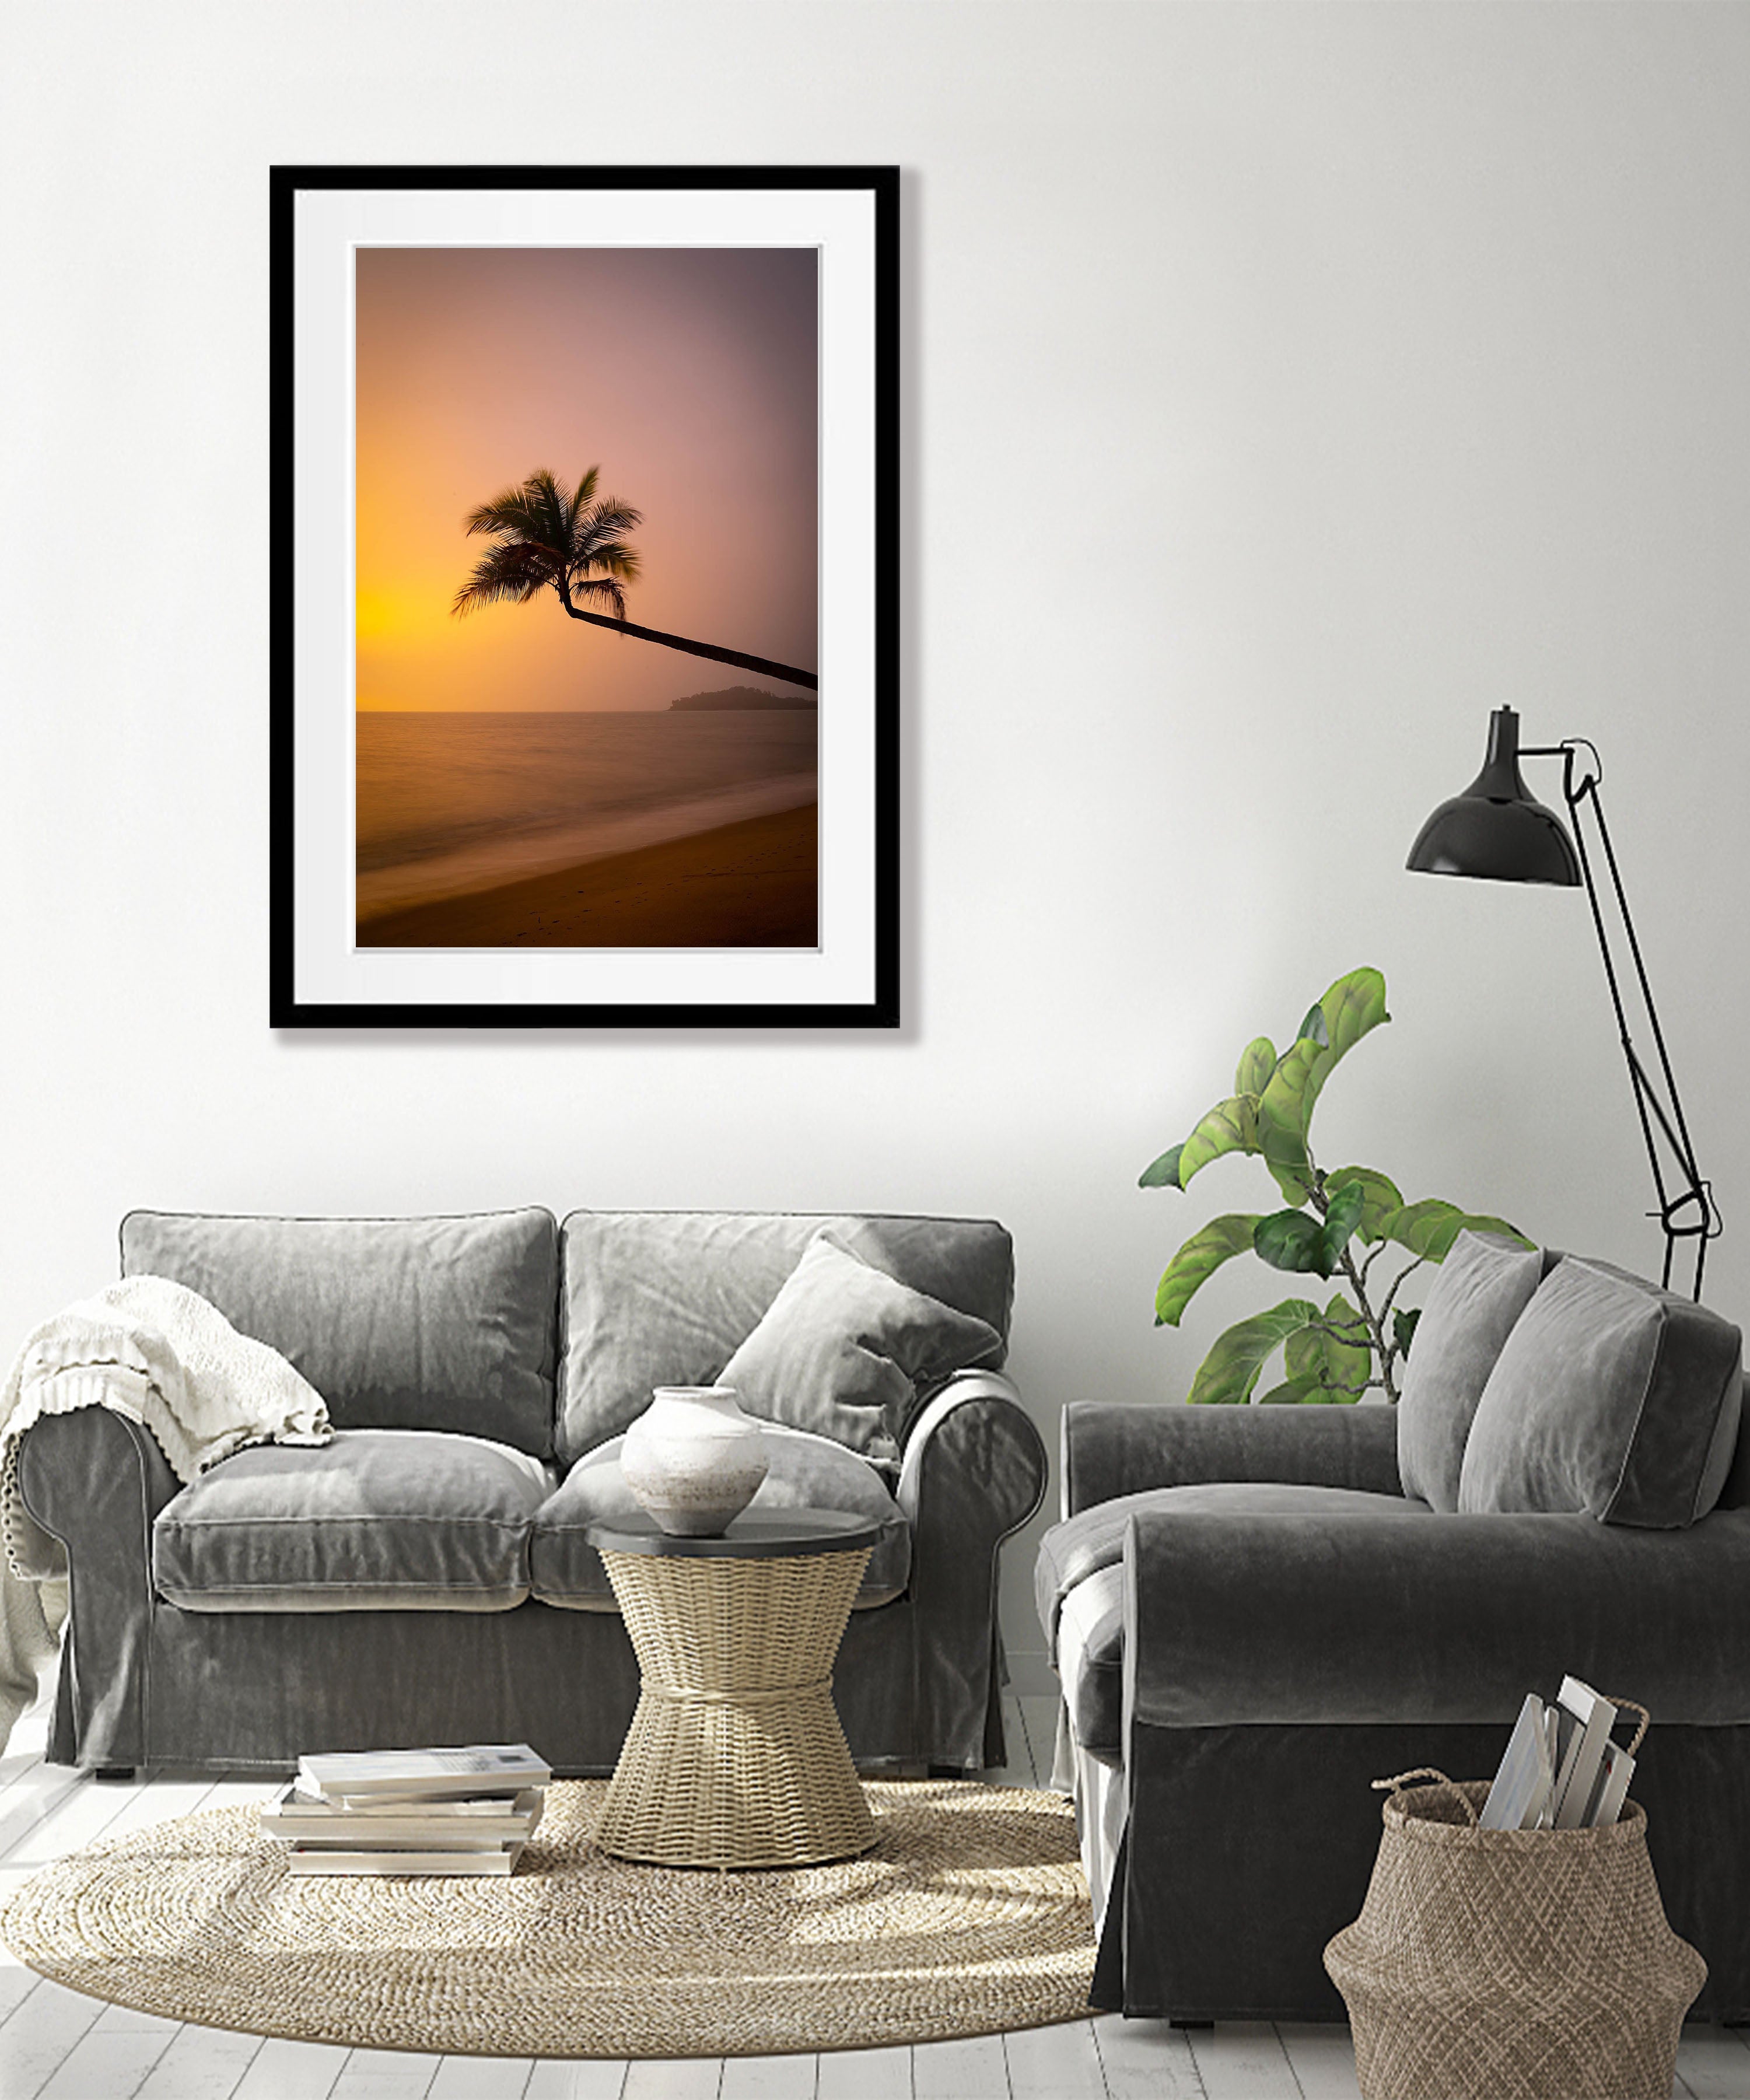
[
  {"x1": 22, "y1": 1207, "x2": 1046, "y2": 1777},
  {"x1": 1037, "y1": 1237, "x2": 1750, "y2": 2025}
]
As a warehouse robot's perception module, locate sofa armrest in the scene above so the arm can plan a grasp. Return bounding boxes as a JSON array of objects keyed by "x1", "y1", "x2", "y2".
[
  {"x1": 1063, "y1": 1399, "x2": 1402, "y2": 1518},
  {"x1": 897, "y1": 1370, "x2": 1048, "y2": 1767},
  {"x1": 18, "y1": 1406, "x2": 180, "y2": 1766},
  {"x1": 1125, "y1": 1503, "x2": 1750, "y2": 1732}
]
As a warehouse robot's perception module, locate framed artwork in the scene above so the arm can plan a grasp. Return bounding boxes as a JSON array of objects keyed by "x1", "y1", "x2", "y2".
[{"x1": 269, "y1": 164, "x2": 898, "y2": 1028}]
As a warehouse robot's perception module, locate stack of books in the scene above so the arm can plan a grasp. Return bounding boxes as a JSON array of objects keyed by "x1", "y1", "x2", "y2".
[
  {"x1": 1478, "y1": 1678, "x2": 1638, "y2": 1833},
  {"x1": 263, "y1": 1742, "x2": 552, "y2": 1875}
]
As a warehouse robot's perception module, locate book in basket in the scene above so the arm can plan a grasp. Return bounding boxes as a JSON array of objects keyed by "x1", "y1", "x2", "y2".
[
  {"x1": 1478, "y1": 1679, "x2": 1636, "y2": 1832},
  {"x1": 1479, "y1": 1693, "x2": 1556, "y2": 1831},
  {"x1": 296, "y1": 1743, "x2": 551, "y2": 1805}
]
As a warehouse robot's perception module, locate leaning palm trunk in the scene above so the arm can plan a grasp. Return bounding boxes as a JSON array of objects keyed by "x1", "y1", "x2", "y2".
[
  {"x1": 453, "y1": 467, "x2": 818, "y2": 693},
  {"x1": 558, "y1": 595, "x2": 816, "y2": 690}
]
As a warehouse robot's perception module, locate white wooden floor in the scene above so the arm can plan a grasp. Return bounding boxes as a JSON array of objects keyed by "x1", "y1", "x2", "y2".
[{"x1": 0, "y1": 1692, "x2": 1743, "y2": 2099}]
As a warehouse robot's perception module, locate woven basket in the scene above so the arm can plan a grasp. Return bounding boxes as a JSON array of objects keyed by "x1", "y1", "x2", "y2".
[{"x1": 1325, "y1": 1767, "x2": 1706, "y2": 2100}]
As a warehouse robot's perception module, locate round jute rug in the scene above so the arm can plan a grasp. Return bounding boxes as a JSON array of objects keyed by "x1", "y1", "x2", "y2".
[{"x1": 0, "y1": 1779, "x2": 1095, "y2": 2059}]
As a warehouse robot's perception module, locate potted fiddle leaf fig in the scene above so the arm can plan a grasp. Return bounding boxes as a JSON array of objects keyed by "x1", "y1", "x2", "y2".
[{"x1": 1140, "y1": 966, "x2": 1529, "y2": 1404}]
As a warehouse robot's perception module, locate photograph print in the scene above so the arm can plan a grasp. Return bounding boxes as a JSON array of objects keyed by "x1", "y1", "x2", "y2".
[{"x1": 271, "y1": 167, "x2": 897, "y2": 1027}]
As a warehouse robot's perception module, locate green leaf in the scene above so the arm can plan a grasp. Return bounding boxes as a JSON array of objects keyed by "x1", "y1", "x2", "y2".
[
  {"x1": 1319, "y1": 967, "x2": 1391, "y2": 1060},
  {"x1": 1376, "y1": 1200, "x2": 1464, "y2": 1259},
  {"x1": 1254, "y1": 1181, "x2": 1367, "y2": 1282},
  {"x1": 1282, "y1": 1324, "x2": 1321, "y2": 1384},
  {"x1": 1254, "y1": 1208, "x2": 1329, "y2": 1276},
  {"x1": 1258, "y1": 1375, "x2": 1324, "y2": 1405},
  {"x1": 1256, "y1": 1060, "x2": 1318, "y2": 1203},
  {"x1": 1286, "y1": 1290, "x2": 1374, "y2": 1401},
  {"x1": 1454, "y1": 1213, "x2": 1532, "y2": 1251},
  {"x1": 1186, "y1": 1298, "x2": 1322, "y2": 1405},
  {"x1": 1394, "y1": 1307, "x2": 1423, "y2": 1359},
  {"x1": 1234, "y1": 1037, "x2": 1277, "y2": 1099},
  {"x1": 1320, "y1": 1179, "x2": 1368, "y2": 1269},
  {"x1": 1324, "y1": 1166, "x2": 1404, "y2": 1245},
  {"x1": 1174, "y1": 1095, "x2": 1262, "y2": 1188},
  {"x1": 1138, "y1": 1143, "x2": 1185, "y2": 1190},
  {"x1": 1256, "y1": 970, "x2": 1390, "y2": 1205},
  {"x1": 1153, "y1": 1214, "x2": 1264, "y2": 1327},
  {"x1": 1378, "y1": 1201, "x2": 1532, "y2": 1263}
]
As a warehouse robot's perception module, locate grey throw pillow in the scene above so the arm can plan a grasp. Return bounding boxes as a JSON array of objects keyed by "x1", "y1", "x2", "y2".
[
  {"x1": 1396, "y1": 1229, "x2": 1545, "y2": 1511},
  {"x1": 1458, "y1": 1256, "x2": 1744, "y2": 1526},
  {"x1": 716, "y1": 1233, "x2": 1002, "y2": 1461}
]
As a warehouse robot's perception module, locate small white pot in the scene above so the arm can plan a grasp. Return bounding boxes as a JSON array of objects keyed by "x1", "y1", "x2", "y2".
[{"x1": 621, "y1": 1386, "x2": 771, "y2": 1537}]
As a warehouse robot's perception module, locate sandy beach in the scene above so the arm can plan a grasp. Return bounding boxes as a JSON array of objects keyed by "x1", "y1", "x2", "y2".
[{"x1": 356, "y1": 803, "x2": 818, "y2": 949}]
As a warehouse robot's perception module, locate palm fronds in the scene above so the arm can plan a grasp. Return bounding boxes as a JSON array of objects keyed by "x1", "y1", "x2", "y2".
[
  {"x1": 452, "y1": 539, "x2": 561, "y2": 615},
  {"x1": 566, "y1": 573, "x2": 630, "y2": 620},
  {"x1": 462, "y1": 478, "x2": 559, "y2": 545},
  {"x1": 453, "y1": 468, "x2": 643, "y2": 621}
]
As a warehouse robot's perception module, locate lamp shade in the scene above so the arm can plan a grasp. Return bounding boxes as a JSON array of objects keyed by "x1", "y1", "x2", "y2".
[{"x1": 1406, "y1": 706, "x2": 1581, "y2": 886}]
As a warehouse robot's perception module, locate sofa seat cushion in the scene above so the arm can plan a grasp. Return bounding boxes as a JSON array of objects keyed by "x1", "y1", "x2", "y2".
[
  {"x1": 531, "y1": 1421, "x2": 910, "y2": 1610},
  {"x1": 1035, "y1": 1481, "x2": 1433, "y2": 1656},
  {"x1": 1058, "y1": 1561, "x2": 1126, "y2": 1768},
  {"x1": 153, "y1": 1429, "x2": 553, "y2": 1612},
  {"x1": 1039, "y1": 1483, "x2": 1437, "y2": 1763}
]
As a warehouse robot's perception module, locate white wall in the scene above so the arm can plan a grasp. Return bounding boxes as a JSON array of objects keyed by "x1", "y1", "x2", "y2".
[{"x1": 4, "y1": 2, "x2": 1748, "y2": 1676}]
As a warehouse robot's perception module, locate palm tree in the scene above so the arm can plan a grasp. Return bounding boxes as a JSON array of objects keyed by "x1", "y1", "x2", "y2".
[{"x1": 451, "y1": 467, "x2": 818, "y2": 692}]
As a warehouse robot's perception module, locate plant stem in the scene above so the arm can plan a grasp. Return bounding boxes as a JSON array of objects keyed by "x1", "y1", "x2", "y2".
[
  {"x1": 1310, "y1": 1170, "x2": 1396, "y2": 1401},
  {"x1": 1378, "y1": 1256, "x2": 1426, "y2": 1329},
  {"x1": 1338, "y1": 1250, "x2": 1397, "y2": 1399}
]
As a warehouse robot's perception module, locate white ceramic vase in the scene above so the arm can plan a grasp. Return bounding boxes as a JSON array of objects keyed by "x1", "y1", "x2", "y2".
[{"x1": 621, "y1": 1386, "x2": 771, "y2": 1537}]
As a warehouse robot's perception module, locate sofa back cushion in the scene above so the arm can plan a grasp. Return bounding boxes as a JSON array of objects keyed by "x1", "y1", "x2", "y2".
[
  {"x1": 121, "y1": 1209, "x2": 559, "y2": 1459},
  {"x1": 557, "y1": 1211, "x2": 1013, "y2": 1466},
  {"x1": 1396, "y1": 1230, "x2": 1545, "y2": 1510},
  {"x1": 1458, "y1": 1255, "x2": 1744, "y2": 1526}
]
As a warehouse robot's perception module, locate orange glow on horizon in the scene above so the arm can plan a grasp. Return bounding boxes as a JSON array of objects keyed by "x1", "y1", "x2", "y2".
[{"x1": 355, "y1": 247, "x2": 818, "y2": 712}]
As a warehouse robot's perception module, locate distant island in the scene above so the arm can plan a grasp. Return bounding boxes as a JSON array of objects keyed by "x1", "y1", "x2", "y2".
[{"x1": 669, "y1": 685, "x2": 818, "y2": 712}]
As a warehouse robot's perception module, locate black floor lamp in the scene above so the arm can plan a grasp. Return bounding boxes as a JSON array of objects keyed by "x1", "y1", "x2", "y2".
[{"x1": 1406, "y1": 705, "x2": 1720, "y2": 1300}]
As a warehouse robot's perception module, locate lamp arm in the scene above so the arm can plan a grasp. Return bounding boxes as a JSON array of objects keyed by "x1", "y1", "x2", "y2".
[{"x1": 1546, "y1": 741, "x2": 1720, "y2": 1298}]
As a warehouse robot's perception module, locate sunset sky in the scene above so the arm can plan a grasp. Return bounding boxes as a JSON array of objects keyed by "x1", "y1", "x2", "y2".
[{"x1": 355, "y1": 247, "x2": 818, "y2": 712}]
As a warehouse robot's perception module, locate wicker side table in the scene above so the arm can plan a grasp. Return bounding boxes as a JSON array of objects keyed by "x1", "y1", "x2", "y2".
[{"x1": 587, "y1": 1510, "x2": 880, "y2": 1870}]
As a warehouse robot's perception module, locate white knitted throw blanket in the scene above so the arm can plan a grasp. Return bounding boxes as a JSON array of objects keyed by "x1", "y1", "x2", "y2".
[{"x1": 0, "y1": 1276, "x2": 332, "y2": 1751}]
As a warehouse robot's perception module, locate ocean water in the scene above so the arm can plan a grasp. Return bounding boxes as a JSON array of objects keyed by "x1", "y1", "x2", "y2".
[{"x1": 356, "y1": 710, "x2": 818, "y2": 922}]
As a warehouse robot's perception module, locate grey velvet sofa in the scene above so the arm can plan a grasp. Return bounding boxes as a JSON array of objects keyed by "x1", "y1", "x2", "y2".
[
  {"x1": 20, "y1": 1207, "x2": 1046, "y2": 1777},
  {"x1": 1035, "y1": 1233, "x2": 1750, "y2": 2025}
]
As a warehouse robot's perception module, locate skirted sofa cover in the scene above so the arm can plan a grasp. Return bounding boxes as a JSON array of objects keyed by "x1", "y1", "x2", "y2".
[
  {"x1": 1036, "y1": 1234, "x2": 1750, "y2": 2025},
  {"x1": 22, "y1": 1207, "x2": 1046, "y2": 1775}
]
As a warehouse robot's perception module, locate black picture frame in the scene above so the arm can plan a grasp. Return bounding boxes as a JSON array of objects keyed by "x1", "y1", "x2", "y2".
[{"x1": 269, "y1": 164, "x2": 898, "y2": 1029}]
